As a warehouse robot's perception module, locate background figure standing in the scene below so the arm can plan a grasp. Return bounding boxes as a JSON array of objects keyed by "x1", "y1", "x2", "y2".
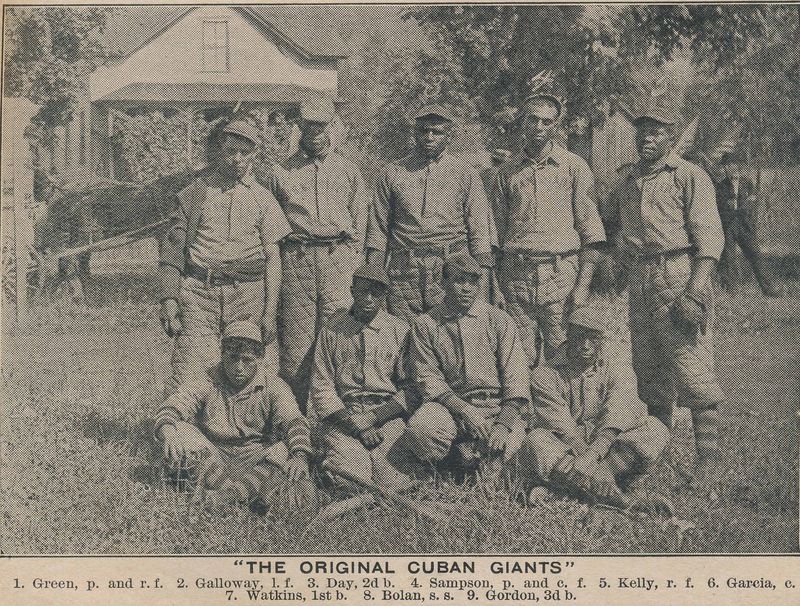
[
  {"x1": 715, "y1": 151, "x2": 782, "y2": 297},
  {"x1": 159, "y1": 120, "x2": 289, "y2": 394},
  {"x1": 269, "y1": 99, "x2": 368, "y2": 411},
  {"x1": 365, "y1": 104, "x2": 496, "y2": 321}
]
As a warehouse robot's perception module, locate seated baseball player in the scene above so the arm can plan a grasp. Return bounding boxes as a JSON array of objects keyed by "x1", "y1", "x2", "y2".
[
  {"x1": 154, "y1": 320, "x2": 316, "y2": 510},
  {"x1": 520, "y1": 306, "x2": 673, "y2": 514},
  {"x1": 403, "y1": 252, "x2": 530, "y2": 473},
  {"x1": 311, "y1": 264, "x2": 421, "y2": 490}
]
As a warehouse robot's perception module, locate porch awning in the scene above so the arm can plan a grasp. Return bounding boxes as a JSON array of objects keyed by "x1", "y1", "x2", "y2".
[{"x1": 95, "y1": 82, "x2": 333, "y2": 105}]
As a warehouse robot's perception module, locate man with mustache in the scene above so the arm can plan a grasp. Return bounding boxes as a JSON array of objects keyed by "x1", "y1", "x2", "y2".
[
  {"x1": 159, "y1": 120, "x2": 290, "y2": 394},
  {"x1": 607, "y1": 101, "x2": 726, "y2": 483},
  {"x1": 365, "y1": 104, "x2": 496, "y2": 321},
  {"x1": 493, "y1": 93, "x2": 606, "y2": 367},
  {"x1": 269, "y1": 99, "x2": 368, "y2": 411}
]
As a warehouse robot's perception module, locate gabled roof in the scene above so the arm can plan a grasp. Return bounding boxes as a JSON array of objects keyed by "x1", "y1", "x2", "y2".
[{"x1": 102, "y1": 5, "x2": 349, "y2": 61}]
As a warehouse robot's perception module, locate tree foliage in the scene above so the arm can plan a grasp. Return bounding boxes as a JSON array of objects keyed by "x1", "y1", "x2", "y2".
[{"x1": 3, "y1": 7, "x2": 113, "y2": 127}]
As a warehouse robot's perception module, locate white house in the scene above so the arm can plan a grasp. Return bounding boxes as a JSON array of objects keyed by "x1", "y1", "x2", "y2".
[{"x1": 48, "y1": 5, "x2": 349, "y2": 181}]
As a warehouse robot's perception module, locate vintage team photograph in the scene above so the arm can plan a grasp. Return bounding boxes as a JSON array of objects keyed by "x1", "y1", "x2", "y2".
[{"x1": 1, "y1": 3, "x2": 798, "y2": 554}]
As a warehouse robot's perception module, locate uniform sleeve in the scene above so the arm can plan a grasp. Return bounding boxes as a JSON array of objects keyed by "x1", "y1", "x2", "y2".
[
  {"x1": 310, "y1": 324, "x2": 347, "y2": 419},
  {"x1": 259, "y1": 188, "x2": 292, "y2": 245},
  {"x1": 531, "y1": 366, "x2": 581, "y2": 444},
  {"x1": 348, "y1": 162, "x2": 369, "y2": 248},
  {"x1": 268, "y1": 375, "x2": 312, "y2": 456},
  {"x1": 409, "y1": 316, "x2": 454, "y2": 403},
  {"x1": 463, "y1": 165, "x2": 495, "y2": 264},
  {"x1": 365, "y1": 166, "x2": 392, "y2": 252},
  {"x1": 158, "y1": 194, "x2": 188, "y2": 301},
  {"x1": 495, "y1": 309, "x2": 531, "y2": 403},
  {"x1": 597, "y1": 362, "x2": 648, "y2": 434},
  {"x1": 154, "y1": 381, "x2": 207, "y2": 436},
  {"x1": 491, "y1": 170, "x2": 509, "y2": 251},
  {"x1": 572, "y1": 157, "x2": 606, "y2": 248},
  {"x1": 686, "y1": 165, "x2": 724, "y2": 260}
]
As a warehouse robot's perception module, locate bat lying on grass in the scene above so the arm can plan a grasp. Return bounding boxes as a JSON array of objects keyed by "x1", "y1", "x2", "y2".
[{"x1": 309, "y1": 461, "x2": 457, "y2": 525}]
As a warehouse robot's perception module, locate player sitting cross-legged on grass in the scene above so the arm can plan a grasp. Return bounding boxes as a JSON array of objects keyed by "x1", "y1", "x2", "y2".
[
  {"x1": 154, "y1": 321, "x2": 318, "y2": 511},
  {"x1": 519, "y1": 306, "x2": 674, "y2": 515}
]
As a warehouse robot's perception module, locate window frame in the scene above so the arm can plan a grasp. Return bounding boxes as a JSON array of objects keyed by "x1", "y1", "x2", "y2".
[{"x1": 200, "y1": 19, "x2": 230, "y2": 73}]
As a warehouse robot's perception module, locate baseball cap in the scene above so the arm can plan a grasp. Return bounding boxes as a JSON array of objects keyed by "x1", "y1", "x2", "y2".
[
  {"x1": 222, "y1": 120, "x2": 261, "y2": 146},
  {"x1": 300, "y1": 99, "x2": 336, "y2": 123},
  {"x1": 566, "y1": 306, "x2": 608, "y2": 335},
  {"x1": 352, "y1": 264, "x2": 389, "y2": 287},
  {"x1": 444, "y1": 252, "x2": 482, "y2": 278},
  {"x1": 414, "y1": 103, "x2": 455, "y2": 123},
  {"x1": 222, "y1": 320, "x2": 263, "y2": 344}
]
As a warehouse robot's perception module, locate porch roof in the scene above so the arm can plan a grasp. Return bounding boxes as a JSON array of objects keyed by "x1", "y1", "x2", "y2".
[{"x1": 95, "y1": 82, "x2": 333, "y2": 105}]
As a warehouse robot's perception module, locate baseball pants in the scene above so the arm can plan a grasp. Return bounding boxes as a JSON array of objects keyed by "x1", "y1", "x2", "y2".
[
  {"x1": 519, "y1": 417, "x2": 669, "y2": 485},
  {"x1": 167, "y1": 276, "x2": 277, "y2": 395},
  {"x1": 279, "y1": 242, "x2": 358, "y2": 411},
  {"x1": 321, "y1": 417, "x2": 420, "y2": 490},
  {"x1": 404, "y1": 400, "x2": 501, "y2": 463},
  {"x1": 385, "y1": 251, "x2": 446, "y2": 322},
  {"x1": 167, "y1": 422, "x2": 292, "y2": 503},
  {"x1": 627, "y1": 252, "x2": 726, "y2": 456},
  {"x1": 499, "y1": 253, "x2": 578, "y2": 366}
]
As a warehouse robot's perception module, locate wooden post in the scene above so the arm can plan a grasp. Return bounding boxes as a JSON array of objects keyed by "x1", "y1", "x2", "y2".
[
  {"x1": 107, "y1": 109, "x2": 115, "y2": 181},
  {"x1": 1, "y1": 98, "x2": 39, "y2": 329}
]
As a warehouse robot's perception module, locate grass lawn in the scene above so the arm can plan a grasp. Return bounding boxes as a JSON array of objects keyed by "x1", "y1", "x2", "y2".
[{"x1": 1, "y1": 271, "x2": 798, "y2": 554}]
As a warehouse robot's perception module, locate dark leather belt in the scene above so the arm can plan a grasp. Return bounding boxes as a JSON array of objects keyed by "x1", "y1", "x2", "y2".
[
  {"x1": 343, "y1": 393, "x2": 392, "y2": 412},
  {"x1": 624, "y1": 246, "x2": 695, "y2": 263},
  {"x1": 185, "y1": 263, "x2": 263, "y2": 287},
  {"x1": 462, "y1": 389, "x2": 501, "y2": 406},
  {"x1": 503, "y1": 249, "x2": 579, "y2": 265},
  {"x1": 391, "y1": 239, "x2": 467, "y2": 259},
  {"x1": 282, "y1": 235, "x2": 349, "y2": 254}
]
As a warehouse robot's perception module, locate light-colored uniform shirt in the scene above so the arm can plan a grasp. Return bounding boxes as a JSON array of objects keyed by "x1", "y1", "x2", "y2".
[
  {"x1": 311, "y1": 308, "x2": 411, "y2": 419},
  {"x1": 366, "y1": 151, "x2": 496, "y2": 263},
  {"x1": 610, "y1": 154, "x2": 724, "y2": 260},
  {"x1": 493, "y1": 143, "x2": 606, "y2": 253},
  {"x1": 188, "y1": 172, "x2": 291, "y2": 269},
  {"x1": 410, "y1": 299, "x2": 530, "y2": 403},
  {"x1": 155, "y1": 364, "x2": 311, "y2": 455},
  {"x1": 269, "y1": 150, "x2": 368, "y2": 245},
  {"x1": 531, "y1": 345, "x2": 647, "y2": 441}
]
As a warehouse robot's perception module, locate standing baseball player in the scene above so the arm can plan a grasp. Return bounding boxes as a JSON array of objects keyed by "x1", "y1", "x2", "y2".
[
  {"x1": 493, "y1": 93, "x2": 606, "y2": 366},
  {"x1": 607, "y1": 101, "x2": 727, "y2": 480},
  {"x1": 159, "y1": 119, "x2": 290, "y2": 394},
  {"x1": 269, "y1": 99, "x2": 368, "y2": 410},
  {"x1": 365, "y1": 103, "x2": 496, "y2": 321}
]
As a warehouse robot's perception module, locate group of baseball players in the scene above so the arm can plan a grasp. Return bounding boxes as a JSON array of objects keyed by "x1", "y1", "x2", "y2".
[{"x1": 153, "y1": 91, "x2": 758, "y2": 517}]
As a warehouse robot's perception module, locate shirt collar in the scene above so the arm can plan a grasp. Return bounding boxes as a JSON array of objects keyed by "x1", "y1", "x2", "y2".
[
  {"x1": 209, "y1": 363, "x2": 265, "y2": 394},
  {"x1": 439, "y1": 298, "x2": 483, "y2": 320},
  {"x1": 208, "y1": 168, "x2": 253, "y2": 190},
  {"x1": 637, "y1": 152, "x2": 681, "y2": 177},
  {"x1": 350, "y1": 307, "x2": 391, "y2": 332},
  {"x1": 523, "y1": 141, "x2": 563, "y2": 166},
  {"x1": 551, "y1": 343, "x2": 602, "y2": 377}
]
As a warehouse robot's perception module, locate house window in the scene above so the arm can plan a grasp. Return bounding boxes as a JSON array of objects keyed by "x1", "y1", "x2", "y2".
[
  {"x1": 202, "y1": 20, "x2": 229, "y2": 72},
  {"x1": 78, "y1": 111, "x2": 86, "y2": 166}
]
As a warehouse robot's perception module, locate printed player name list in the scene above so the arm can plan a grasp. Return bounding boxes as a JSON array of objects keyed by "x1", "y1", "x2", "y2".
[{"x1": 1, "y1": 556, "x2": 798, "y2": 605}]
